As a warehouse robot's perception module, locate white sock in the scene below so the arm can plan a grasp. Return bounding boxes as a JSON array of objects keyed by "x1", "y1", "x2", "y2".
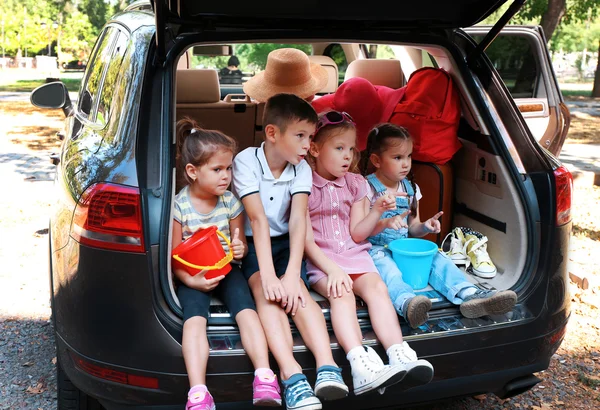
[
  {"x1": 346, "y1": 345, "x2": 367, "y2": 362},
  {"x1": 458, "y1": 286, "x2": 477, "y2": 300},
  {"x1": 254, "y1": 368, "x2": 274, "y2": 380},
  {"x1": 188, "y1": 384, "x2": 207, "y2": 402}
]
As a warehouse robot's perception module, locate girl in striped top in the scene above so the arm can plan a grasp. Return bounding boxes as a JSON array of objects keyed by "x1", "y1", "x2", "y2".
[{"x1": 173, "y1": 117, "x2": 280, "y2": 410}]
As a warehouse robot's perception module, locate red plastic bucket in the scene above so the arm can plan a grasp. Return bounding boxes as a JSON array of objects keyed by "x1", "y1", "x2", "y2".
[{"x1": 172, "y1": 226, "x2": 233, "y2": 279}]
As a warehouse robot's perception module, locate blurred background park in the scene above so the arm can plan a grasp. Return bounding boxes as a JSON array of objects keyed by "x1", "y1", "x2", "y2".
[{"x1": 0, "y1": 0, "x2": 599, "y2": 97}]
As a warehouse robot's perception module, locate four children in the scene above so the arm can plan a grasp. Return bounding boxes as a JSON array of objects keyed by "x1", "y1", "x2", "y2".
[{"x1": 173, "y1": 83, "x2": 518, "y2": 409}]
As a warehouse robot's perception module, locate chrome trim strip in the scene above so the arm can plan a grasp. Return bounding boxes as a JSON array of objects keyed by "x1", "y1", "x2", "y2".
[{"x1": 206, "y1": 304, "x2": 533, "y2": 355}]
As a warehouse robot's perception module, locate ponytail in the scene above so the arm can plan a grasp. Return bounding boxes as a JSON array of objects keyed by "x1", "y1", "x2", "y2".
[
  {"x1": 176, "y1": 117, "x2": 201, "y2": 163},
  {"x1": 406, "y1": 170, "x2": 418, "y2": 217}
]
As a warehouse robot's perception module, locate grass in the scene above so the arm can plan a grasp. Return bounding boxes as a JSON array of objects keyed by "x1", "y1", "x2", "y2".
[
  {"x1": 0, "y1": 78, "x2": 81, "y2": 93},
  {"x1": 562, "y1": 89, "x2": 594, "y2": 98}
]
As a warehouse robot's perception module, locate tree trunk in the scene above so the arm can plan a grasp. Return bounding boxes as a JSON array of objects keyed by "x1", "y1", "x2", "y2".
[
  {"x1": 592, "y1": 39, "x2": 600, "y2": 98},
  {"x1": 539, "y1": 0, "x2": 566, "y2": 41},
  {"x1": 368, "y1": 45, "x2": 378, "y2": 58}
]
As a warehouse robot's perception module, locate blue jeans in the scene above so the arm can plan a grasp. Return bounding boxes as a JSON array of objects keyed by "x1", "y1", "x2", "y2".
[{"x1": 368, "y1": 246, "x2": 474, "y2": 317}]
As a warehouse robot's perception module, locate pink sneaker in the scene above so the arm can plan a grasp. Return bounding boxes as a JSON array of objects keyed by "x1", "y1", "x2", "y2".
[
  {"x1": 186, "y1": 388, "x2": 216, "y2": 410},
  {"x1": 253, "y1": 372, "x2": 282, "y2": 407}
]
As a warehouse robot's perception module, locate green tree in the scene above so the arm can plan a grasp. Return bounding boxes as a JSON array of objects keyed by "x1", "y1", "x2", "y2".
[
  {"x1": 482, "y1": 1, "x2": 600, "y2": 97},
  {"x1": 60, "y1": 10, "x2": 95, "y2": 63},
  {"x1": 517, "y1": 1, "x2": 599, "y2": 96},
  {"x1": 0, "y1": 0, "x2": 73, "y2": 58},
  {"x1": 235, "y1": 43, "x2": 312, "y2": 71},
  {"x1": 79, "y1": 0, "x2": 110, "y2": 35}
]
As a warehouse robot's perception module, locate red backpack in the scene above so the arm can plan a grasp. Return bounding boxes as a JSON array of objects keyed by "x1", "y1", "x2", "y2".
[{"x1": 388, "y1": 67, "x2": 462, "y2": 164}]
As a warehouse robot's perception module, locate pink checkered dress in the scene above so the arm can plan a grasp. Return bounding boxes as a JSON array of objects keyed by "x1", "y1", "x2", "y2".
[{"x1": 306, "y1": 171, "x2": 377, "y2": 286}]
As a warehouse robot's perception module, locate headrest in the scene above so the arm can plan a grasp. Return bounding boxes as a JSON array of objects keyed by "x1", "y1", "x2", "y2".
[
  {"x1": 308, "y1": 55, "x2": 339, "y2": 93},
  {"x1": 344, "y1": 59, "x2": 403, "y2": 89},
  {"x1": 176, "y1": 69, "x2": 220, "y2": 103}
]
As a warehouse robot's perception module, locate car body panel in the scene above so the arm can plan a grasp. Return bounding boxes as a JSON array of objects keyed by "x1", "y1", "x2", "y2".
[
  {"x1": 156, "y1": 0, "x2": 510, "y2": 28},
  {"x1": 32, "y1": 4, "x2": 573, "y2": 409}
]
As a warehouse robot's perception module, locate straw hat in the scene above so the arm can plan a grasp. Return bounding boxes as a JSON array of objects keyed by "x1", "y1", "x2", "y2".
[{"x1": 243, "y1": 48, "x2": 328, "y2": 102}]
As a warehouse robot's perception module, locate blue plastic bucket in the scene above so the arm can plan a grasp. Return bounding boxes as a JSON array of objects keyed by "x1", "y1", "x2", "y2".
[{"x1": 388, "y1": 238, "x2": 438, "y2": 290}]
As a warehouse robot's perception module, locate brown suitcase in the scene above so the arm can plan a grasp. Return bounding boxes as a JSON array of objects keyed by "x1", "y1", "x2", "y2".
[{"x1": 411, "y1": 161, "x2": 454, "y2": 245}]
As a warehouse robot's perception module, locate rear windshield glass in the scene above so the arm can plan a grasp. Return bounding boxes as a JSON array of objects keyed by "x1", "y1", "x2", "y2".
[{"x1": 471, "y1": 34, "x2": 539, "y2": 99}]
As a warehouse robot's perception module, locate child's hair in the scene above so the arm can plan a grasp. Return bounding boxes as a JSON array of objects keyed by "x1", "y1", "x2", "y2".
[
  {"x1": 307, "y1": 111, "x2": 360, "y2": 173},
  {"x1": 176, "y1": 117, "x2": 237, "y2": 185},
  {"x1": 362, "y1": 123, "x2": 417, "y2": 217},
  {"x1": 263, "y1": 93, "x2": 318, "y2": 133}
]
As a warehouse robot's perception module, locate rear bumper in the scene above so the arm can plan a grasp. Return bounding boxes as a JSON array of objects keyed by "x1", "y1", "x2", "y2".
[{"x1": 57, "y1": 310, "x2": 568, "y2": 410}]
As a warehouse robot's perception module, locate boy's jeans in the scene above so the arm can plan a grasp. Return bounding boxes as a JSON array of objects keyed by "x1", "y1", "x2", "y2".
[{"x1": 368, "y1": 246, "x2": 474, "y2": 317}]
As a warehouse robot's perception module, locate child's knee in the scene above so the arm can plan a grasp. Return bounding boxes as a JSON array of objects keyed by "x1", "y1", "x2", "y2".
[
  {"x1": 182, "y1": 316, "x2": 208, "y2": 335},
  {"x1": 235, "y1": 308, "x2": 259, "y2": 322},
  {"x1": 330, "y1": 289, "x2": 356, "y2": 304}
]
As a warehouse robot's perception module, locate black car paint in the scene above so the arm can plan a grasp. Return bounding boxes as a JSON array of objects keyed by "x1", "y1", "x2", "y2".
[{"x1": 45, "y1": 8, "x2": 571, "y2": 410}]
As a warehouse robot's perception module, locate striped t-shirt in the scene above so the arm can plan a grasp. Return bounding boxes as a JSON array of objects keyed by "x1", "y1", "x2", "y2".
[{"x1": 173, "y1": 186, "x2": 243, "y2": 253}]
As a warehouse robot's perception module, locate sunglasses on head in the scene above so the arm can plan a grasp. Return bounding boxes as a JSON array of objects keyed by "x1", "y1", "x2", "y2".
[{"x1": 315, "y1": 111, "x2": 355, "y2": 135}]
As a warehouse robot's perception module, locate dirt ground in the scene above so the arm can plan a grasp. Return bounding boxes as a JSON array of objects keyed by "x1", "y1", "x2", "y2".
[
  {"x1": 0, "y1": 101, "x2": 598, "y2": 409},
  {"x1": 564, "y1": 96, "x2": 600, "y2": 145}
]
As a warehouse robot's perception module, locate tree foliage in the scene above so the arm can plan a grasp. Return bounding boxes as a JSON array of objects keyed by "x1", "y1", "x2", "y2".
[{"x1": 235, "y1": 43, "x2": 312, "y2": 71}]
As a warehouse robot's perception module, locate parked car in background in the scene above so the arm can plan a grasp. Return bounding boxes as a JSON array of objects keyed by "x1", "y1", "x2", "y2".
[
  {"x1": 31, "y1": 0, "x2": 573, "y2": 409},
  {"x1": 61, "y1": 60, "x2": 87, "y2": 70}
]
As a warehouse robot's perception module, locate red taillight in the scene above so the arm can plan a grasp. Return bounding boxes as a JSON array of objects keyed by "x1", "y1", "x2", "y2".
[
  {"x1": 554, "y1": 166, "x2": 573, "y2": 226},
  {"x1": 72, "y1": 355, "x2": 159, "y2": 389},
  {"x1": 71, "y1": 183, "x2": 145, "y2": 253}
]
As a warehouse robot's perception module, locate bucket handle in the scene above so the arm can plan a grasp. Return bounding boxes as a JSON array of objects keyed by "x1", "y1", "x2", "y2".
[{"x1": 172, "y1": 230, "x2": 234, "y2": 271}]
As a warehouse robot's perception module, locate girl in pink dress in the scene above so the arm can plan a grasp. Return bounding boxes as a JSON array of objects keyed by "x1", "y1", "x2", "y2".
[{"x1": 304, "y1": 111, "x2": 434, "y2": 396}]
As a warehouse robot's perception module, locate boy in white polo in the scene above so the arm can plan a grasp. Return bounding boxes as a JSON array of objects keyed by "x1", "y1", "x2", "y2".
[{"x1": 233, "y1": 94, "x2": 348, "y2": 410}]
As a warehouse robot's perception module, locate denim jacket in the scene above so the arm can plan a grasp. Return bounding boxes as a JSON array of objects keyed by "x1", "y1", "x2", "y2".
[{"x1": 366, "y1": 173, "x2": 414, "y2": 247}]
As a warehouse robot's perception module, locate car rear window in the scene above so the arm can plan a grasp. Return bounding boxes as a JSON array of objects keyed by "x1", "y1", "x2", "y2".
[
  {"x1": 97, "y1": 31, "x2": 129, "y2": 126},
  {"x1": 78, "y1": 27, "x2": 118, "y2": 120},
  {"x1": 472, "y1": 34, "x2": 539, "y2": 99}
]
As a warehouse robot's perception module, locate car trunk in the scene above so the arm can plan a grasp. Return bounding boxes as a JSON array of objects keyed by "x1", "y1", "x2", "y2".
[{"x1": 163, "y1": 32, "x2": 535, "y2": 353}]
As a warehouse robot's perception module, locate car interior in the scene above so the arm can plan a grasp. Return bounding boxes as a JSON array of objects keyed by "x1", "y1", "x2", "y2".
[{"x1": 167, "y1": 41, "x2": 529, "y2": 323}]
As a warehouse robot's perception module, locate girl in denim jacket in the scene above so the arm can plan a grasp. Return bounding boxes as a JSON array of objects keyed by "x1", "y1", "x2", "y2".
[{"x1": 363, "y1": 124, "x2": 517, "y2": 329}]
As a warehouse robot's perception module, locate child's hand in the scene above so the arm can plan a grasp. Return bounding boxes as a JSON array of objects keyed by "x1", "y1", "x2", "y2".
[
  {"x1": 373, "y1": 192, "x2": 406, "y2": 214},
  {"x1": 423, "y1": 211, "x2": 443, "y2": 234},
  {"x1": 326, "y1": 267, "x2": 353, "y2": 299},
  {"x1": 185, "y1": 270, "x2": 225, "y2": 292},
  {"x1": 261, "y1": 274, "x2": 287, "y2": 305},
  {"x1": 280, "y1": 274, "x2": 306, "y2": 316},
  {"x1": 384, "y1": 210, "x2": 410, "y2": 230},
  {"x1": 230, "y1": 228, "x2": 245, "y2": 260}
]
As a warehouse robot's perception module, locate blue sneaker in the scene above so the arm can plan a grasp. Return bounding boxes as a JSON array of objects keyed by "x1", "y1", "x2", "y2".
[
  {"x1": 281, "y1": 374, "x2": 322, "y2": 410},
  {"x1": 314, "y1": 365, "x2": 349, "y2": 400}
]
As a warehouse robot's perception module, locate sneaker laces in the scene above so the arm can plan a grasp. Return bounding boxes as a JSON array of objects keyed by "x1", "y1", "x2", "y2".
[
  {"x1": 465, "y1": 236, "x2": 493, "y2": 265},
  {"x1": 442, "y1": 231, "x2": 463, "y2": 255},
  {"x1": 286, "y1": 378, "x2": 313, "y2": 401},
  {"x1": 316, "y1": 367, "x2": 343, "y2": 383},
  {"x1": 390, "y1": 342, "x2": 417, "y2": 365},
  {"x1": 365, "y1": 347, "x2": 385, "y2": 371},
  {"x1": 464, "y1": 289, "x2": 494, "y2": 302}
]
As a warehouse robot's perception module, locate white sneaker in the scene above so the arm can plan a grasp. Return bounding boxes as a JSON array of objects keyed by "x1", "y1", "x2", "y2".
[
  {"x1": 387, "y1": 342, "x2": 434, "y2": 392},
  {"x1": 347, "y1": 346, "x2": 407, "y2": 396},
  {"x1": 442, "y1": 228, "x2": 469, "y2": 267},
  {"x1": 464, "y1": 234, "x2": 497, "y2": 278}
]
